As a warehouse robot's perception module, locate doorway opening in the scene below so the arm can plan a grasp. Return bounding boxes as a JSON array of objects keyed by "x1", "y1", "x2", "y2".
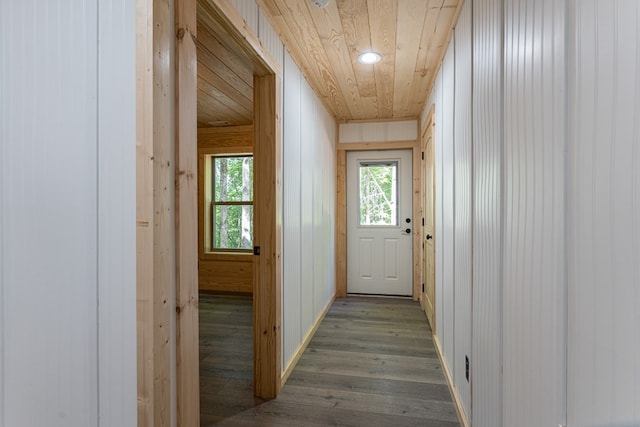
[
  {"x1": 346, "y1": 149, "x2": 414, "y2": 296},
  {"x1": 175, "y1": 0, "x2": 282, "y2": 424}
]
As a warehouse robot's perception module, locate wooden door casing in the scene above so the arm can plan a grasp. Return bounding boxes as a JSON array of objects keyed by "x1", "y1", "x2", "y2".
[{"x1": 421, "y1": 109, "x2": 436, "y2": 330}]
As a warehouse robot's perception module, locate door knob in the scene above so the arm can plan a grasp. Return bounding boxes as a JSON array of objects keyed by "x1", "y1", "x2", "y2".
[{"x1": 426, "y1": 234, "x2": 433, "y2": 240}]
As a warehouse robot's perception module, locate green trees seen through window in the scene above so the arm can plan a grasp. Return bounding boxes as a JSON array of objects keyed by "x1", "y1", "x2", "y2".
[
  {"x1": 212, "y1": 156, "x2": 253, "y2": 250},
  {"x1": 359, "y1": 161, "x2": 397, "y2": 226}
]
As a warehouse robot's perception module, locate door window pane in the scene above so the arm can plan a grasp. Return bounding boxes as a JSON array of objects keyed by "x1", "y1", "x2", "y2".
[{"x1": 359, "y1": 161, "x2": 398, "y2": 226}]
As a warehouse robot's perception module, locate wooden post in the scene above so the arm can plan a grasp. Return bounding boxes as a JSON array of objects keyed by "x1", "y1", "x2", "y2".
[
  {"x1": 336, "y1": 149, "x2": 347, "y2": 297},
  {"x1": 136, "y1": 0, "x2": 175, "y2": 425},
  {"x1": 413, "y1": 144, "x2": 422, "y2": 301},
  {"x1": 175, "y1": 0, "x2": 200, "y2": 424},
  {"x1": 253, "y1": 73, "x2": 282, "y2": 399},
  {"x1": 135, "y1": 0, "x2": 155, "y2": 423}
]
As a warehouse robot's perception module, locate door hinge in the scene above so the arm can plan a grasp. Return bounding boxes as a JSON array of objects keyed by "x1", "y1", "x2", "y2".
[
  {"x1": 422, "y1": 218, "x2": 425, "y2": 226},
  {"x1": 422, "y1": 283, "x2": 425, "y2": 292},
  {"x1": 421, "y1": 151, "x2": 424, "y2": 160}
]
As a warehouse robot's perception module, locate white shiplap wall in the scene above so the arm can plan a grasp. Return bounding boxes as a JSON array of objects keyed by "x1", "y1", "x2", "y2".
[
  {"x1": 96, "y1": 1, "x2": 137, "y2": 425},
  {"x1": 258, "y1": 8, "x2": 284, "y2": 71},
  {"x1": 426, "y1": 0, "x2": 640, "y2": 424},
  {"x1": 230, "y1": 0, "x2": 258, "y2": 35},
  {"x1": 568, "y1": 1, "x2": 640, "y2": 425},
  {"x1": 225, "y1": 0, "x2": 336, "y2": 375},
  {"x1": 338, "y1": 120, "x2": 417, "y2": 143},
  {"x1": 0, "y1": 0, "x2": 136, "y2": 426},
  {"x1": 283, "y1": 50, "x2": 303, "y2": 372},
  {"x1": 453, "y1": 1, "x2": 472, "y2": 418},
  {"x1": 471, "y1": 0, "x2": 504, "y2": 425},
  {"x1": 502, "y1": 1, "x2": 567, "y2": 425},
  {"x1": 440, "y1": 38, "x2": 456, "y2": 371},
  {"x1": 282, "y1": 49, "x2": 336, "y2": 372}
]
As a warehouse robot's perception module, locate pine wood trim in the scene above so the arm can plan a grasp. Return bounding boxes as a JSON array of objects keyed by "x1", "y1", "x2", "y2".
[
  {"x1": 201, "y1": 0, "x2": 280, "y2": 77},
  {"x1": 336, "y1": 140, "x2": 419, "y2": 151},
  {"x1": 135, "y1": 0, "x2": 155, "y2": 423},
  {"x1": 336, "y1": 149, "x2": 347, "y2": 297},
  {"x1": 253, "y1": 73, "x2": 282, "y2": 399},
  {"x1": 175, "y1": 0, "x2": 200, "y2": 424},
  {"x1": 335, "y1": 141, "x2": 420, "y2": 299},
  {"x1": 433, "y1": 335, "x2": 470, "y2": 427},
  {"x1": 413, "y1": 144, "x2": 422, "y2": 301}
]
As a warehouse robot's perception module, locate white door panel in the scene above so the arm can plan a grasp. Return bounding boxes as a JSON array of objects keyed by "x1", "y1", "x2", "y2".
[{"x1": 347, "y1": 150, "x2": 413, "y2": 295}]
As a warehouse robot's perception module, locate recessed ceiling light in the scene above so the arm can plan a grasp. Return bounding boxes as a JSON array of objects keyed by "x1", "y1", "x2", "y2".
[
  {"x1": 309, "y1": 0, "x2": 329, "y2": 8},
  {"x1": 358, "y1": 51, "x2": 381, "y2": 65}
]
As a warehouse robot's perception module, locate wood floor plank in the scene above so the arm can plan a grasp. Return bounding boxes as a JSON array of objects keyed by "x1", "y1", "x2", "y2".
[
  {"x1": 277, "y1": 384, "x2": 459, "y2": 422},
  {"x1": 286, "y1": 370, "x2": 454, "y2": 402},
  {"x1": 199, "y1": 293, "x2": 460, "y2": 426}
]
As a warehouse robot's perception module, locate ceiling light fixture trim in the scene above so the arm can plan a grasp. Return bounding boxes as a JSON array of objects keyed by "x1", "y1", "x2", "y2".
[
  {"x1": 310, "y1": 0, "x2": 329, "y2": 8},
  {"x1": 358, "y1": 51, "x2": 382, "y2": 65}
]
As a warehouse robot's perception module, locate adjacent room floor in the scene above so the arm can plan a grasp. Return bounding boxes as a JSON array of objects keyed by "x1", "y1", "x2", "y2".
[{"x1": 199, "y1": 293, "x2": 460, "y2": 427}]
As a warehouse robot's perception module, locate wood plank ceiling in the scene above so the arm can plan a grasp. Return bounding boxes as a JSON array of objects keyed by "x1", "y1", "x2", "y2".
[{"x1": 196, "y1": 0, "x2": 461, "y2": 127}]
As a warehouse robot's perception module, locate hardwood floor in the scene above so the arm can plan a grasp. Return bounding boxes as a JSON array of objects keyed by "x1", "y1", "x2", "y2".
[{"x1": 199, "y1": 294, "x2": 460, "y2": 427}]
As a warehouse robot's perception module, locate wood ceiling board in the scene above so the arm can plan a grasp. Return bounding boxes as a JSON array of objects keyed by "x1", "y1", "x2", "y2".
[
  {"x1": 197, "y1": 54, "x2": 253, "y2": 110},
  {"x1": 307, "y1": 0, "x2": 368, "y2": 119},
  {"x1": 197, "y1": 0, "x2": 278, "y2": 76},
  {"x1": 277, "y1": 0, "x2": 352, "y2": 118},
  {"x1": 368, "y1": 0, "x2": 398, "y2": 119},
  {"x1": 196, "y1": 46, "x2": 253, "y2": 102},
  {"x1": 196, "y1": 24, "x2": 254, "y2": 86},
  {"x1": 196, "y1": 85, "x2": 252, "y2": 127},
  {"x1": 414, "y1": 7, "x2": 442, "y2": 73},
  {"x1": 393, "y1": 0, "x2": 429, "y2": 118},
  {"x1": 250, "y1": 0, "x2": 462, "y2": 122},
  {"x1": 336, "y1": 0, "x2": 376, "y2": 98}
]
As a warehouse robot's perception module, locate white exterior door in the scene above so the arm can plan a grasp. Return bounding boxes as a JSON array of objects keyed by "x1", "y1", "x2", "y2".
[{"x1": 347, "y1": 150, "x2": 413, "y2": 296}]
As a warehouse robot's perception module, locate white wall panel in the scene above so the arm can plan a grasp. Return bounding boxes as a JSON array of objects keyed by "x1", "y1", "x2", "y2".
[
  {"x1": 387, "y1": 120, "x2": 418, "y2": 141},
  {"x1": 259, "y1": 8, "x2": 284, "y2": 70},
  {"x1": 1, "y1": 1, "x2": 98, "y2": 425},
  {"x1": 503, "y1": 1, "x2": 566, "y2": 425},
  {"x1": 97, "y1": 0, "x2": 137, "y2": 425},
  {"x1": 453, "y1": 2, "x2": 472, "y2": 418},
  {"x1": 440, "y1": 39, "x2": 456, "y2": 369},
  {"x1": 1, "y1": 1, "x2": 137, "y2": 425},
  {"x1": 338, "y1": 120, "x2": 417, "y2": 143},
  {"x1": 281, "y1": 48, "x2": 336, "y2": 371},
  {"x1": 471, "y1": 0, "x2": 504, "y2": 425},
  {"x1": 433, "y1": 70, "x2": 445, "y2": 343},
  {"x1": 319, "y1": 100, "x2": 336, "y2": 308},
  {"x1": 282, "y1": 51, "x2": 302, "y2": 370},
  {"x1": 299, "y1": 78, "x2": 316, "y2": 336},
  {"x1": 230, "y1": 0, "x2": 258, "y2": 36},
  {"x1": 568, "y1": 1, "x2": 640, "y2": 425},
  {"x1": 312, "y1": 96, "x2": 326, "y2": 316},
  {"x1": 0, "y1": 2, "x2": 6, "y2": 424}
]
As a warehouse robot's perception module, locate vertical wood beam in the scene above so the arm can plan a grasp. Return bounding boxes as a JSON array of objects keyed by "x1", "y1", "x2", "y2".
[
  {"x1": 138, "y1": 0, "x2": 178, "y2": 424},
  {"x1": 135, "y1": 0, "x2": 155, "y2": 424},
  {"x1": 253, "y1": 73, "x2": 282, "y2": 399},
  {"x1": 175, "y1": 0, "x2": 200, "y2": 424},
  {"x1": 335, "y1": 149, "x2": 347, "y2": 297},
  {"x1": 413, "y1": 144, "x2": 422, "y2": 301}
]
